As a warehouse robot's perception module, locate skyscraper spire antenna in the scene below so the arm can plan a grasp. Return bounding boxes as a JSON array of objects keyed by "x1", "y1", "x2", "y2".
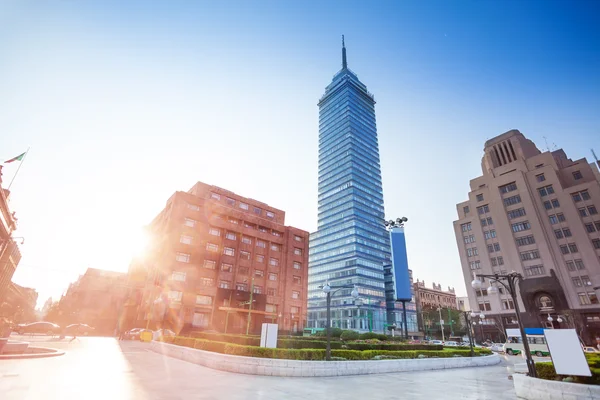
[{"x1": 342, "y1": 34, "x2": 347, "y2": 69}]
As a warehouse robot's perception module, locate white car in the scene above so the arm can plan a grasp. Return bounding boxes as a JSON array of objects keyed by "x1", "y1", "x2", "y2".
[
  {"x1": 490, "y1": 343, "x2": 505, "y2": 353},
  {"x1": 430, "y1": 340, "x2": 444, "y2": 345},
  {"x1": 583, "y1": 346, "x2": 600, "y2": 353},
  {"x1": 444, "y1": 341, "x2": 459, "y2": 347}
]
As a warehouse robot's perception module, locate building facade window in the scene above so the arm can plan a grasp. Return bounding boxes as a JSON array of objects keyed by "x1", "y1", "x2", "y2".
[
  {"x1": 256, "y1": 254, "x2": 265, "y2": 263},
  {"x1": 255, "y1": 269, "x2": 264, "y2": 277},
  {"x1": 507, "y1": 208, "x2": 526, "y2": 219},
  {"x1": 240, "y1": 250, "x2": 251, "y2": 260},
  {"x1": 294, "y1": 248, "x2": 303, "y2": 255},
  {"x1": 266, "y1": 211, "x2": 275, "y2": 218},
  {"x1": 187, "y1": 204, "x2": 200, "y2": 211},
  {"x1": 219, "y1": 281, "x2": 231, "y2": 289},
  {"x1": 176, "y1": 252, "x2": 190, "y2": 263},
  {"x1": 573, "y1": 171, "x2": 583, "y2": 180},
  {"x1": 293, "y1": 276, "x2": 301, "y2": 285},
  {"x1": 270, "y1": 244, "x2": 280, "y2": 251},
  {"x1": 256, "y1": 240, "x2": 266, "y2": 248},
  {"x1": 200, "y1": 277, "x2": 214, "y2": 287},
  {"x1": 461, "y1": 223, "x2": 472, "y2": 232},
  {"x1": 168, "y1": 291, "x2": 183, "y2": 302},
  {"x1": 225, "y1": 232, "x2": 237, "y2": 240},
  {"x1": 292, "y1": 291, "x2": 300, "y2": 299},
  {"x1": 511, "y1": 221, "x2": 531, "y2": 232},
  {"x1": 269, "y1": 258, "x2": 279, "y2": 266},
  {"x1": 196, "y1": 295, "x2": 212, "y2": 305},
  {"x1": 515, "y1": 235, "x2": 536, "y2": 246},
  {"x1": 268, "y1": 273, "x2": 278, "y2": 281},
  {"x1": 524, "y1": 265, "x2": 545, "y2": 276},
  {"x1": 499, "y1": 182, "x2": 518, "y2": 194},
  {"x1": 171, "y1": 271, "x2": 186, "y2": 281},
  {"x1": 206, "y1": 243, "x2": 219, "y2": 252},
  {"x1": 236, "y1": 283, "x2": 247, "y2": 291},
  {"x1": 477, "y1": 205, "x2": 490, "y2": 215},
  {"x1": 221, "y1": 263, "x2": 232, "y2": 272},
  {"x1": 223, "y1": 247, "x2": 235, "y2": 256},
  {"x1": 184, "y1": 218, "x2": 197, "y2": 227},
  {"x1": 538, "y1": 185, "x2": 555, "y2": 197},
  {"x1": 476, "y1": 194, "x2": 484, "y2": 202},
  {"x1": 242, "y1": 237, "x2": 252, "y2": 244},
  {"x1": 179, "y1": 235, "x2": 193, "y2": 245},
  {"x1": 536, "y1": 174, "x2": 545, "y2": 182},
  {"x1": 254, "y1": 207, "x2": 262, "y2": 215},
  {"x1": 226, "y1": 197, "x2": 235, "y2": 206},
  {"x1": 210, "y1": 192, "x2": 221, "y2": 200},
  {"x1": 267, "y1": 288, "x2": 276, "y2": 296},
  {"x1": 294, "y1": 235, "x2": 303, "y2": 242},
  {"x1": 208, "y1": 228, "x2": 221, "y2": 236},
  {"x1": 503, "y1": 195, "x2": 522, "y2": 206},
  {"x1": 294, "y1": 261, "x2": 302, "y2": 269},
  {"x1": 203, "y1": 260, "x2": 216, "y2": 269},
  {"x1": 520, "y1": 250, "x2": 540, "y2": 261}
]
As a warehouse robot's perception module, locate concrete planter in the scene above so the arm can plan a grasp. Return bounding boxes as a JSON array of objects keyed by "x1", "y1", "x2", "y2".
[
  {"x1": 150, "y1": 341, "x2": 501, "y2": 377},
  {"x1": 514, "y1": 374, "x2": 600, "y2": 399}
]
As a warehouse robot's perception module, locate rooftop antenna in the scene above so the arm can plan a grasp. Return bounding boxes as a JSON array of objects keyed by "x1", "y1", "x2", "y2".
[
  {"x1": 342, "y1": 34, "x2": 347, "y2": 69},
  {"x1": 543, "y1": 136, "x2": 551, "y2": 152},
  {"x1": 592, "y1": 149, "x2": 600, "y2": 167}
]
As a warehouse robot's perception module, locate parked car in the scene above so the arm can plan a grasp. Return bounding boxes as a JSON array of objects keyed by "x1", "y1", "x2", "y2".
[
  {"x1": 65, "y1": 324, "x2": 94, "y2": 336},
  {"x1": 154, "y1": 329, "x2": 176, "y2": 340},
  {"x1": 16, "y1": 322, "x2": 61, "y2": 335},
  {"x1": 490, "y1": 343, "x2": 505, "y2": 353},
  {"x1": 583, "y1": 346, "x2": 600, "y2": 353},
  {"x1": 444, "y1": 341, "x2": 459, "y2": 347},
  {"x1": 430, "y1": 340, "x2": 444, "y2": 345},
  {"x1": 124, "y1": 328, "x2": 153, "y2": 341}
]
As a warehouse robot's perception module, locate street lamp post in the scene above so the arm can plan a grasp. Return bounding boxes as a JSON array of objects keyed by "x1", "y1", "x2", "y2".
[
  {"x1": 322, "y1": 283, "x2": 359, "y2": 361},
  {"x1": 437, "y1": 307, "x2": 445, "y2": 342},
  {"x1": 462, "y1": 311, "x2": 476, "y2": 357},
  {"x1": 472, "y1": 272, "x2": 537, "y2": 378}
]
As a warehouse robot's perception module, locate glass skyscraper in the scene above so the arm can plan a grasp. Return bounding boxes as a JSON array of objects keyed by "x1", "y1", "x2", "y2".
[{"x1": 307, "y1": 38, "x2": 390, "y2": 332}]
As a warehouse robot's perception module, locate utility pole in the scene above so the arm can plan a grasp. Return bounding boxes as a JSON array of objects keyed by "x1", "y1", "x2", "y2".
[{"x1": 246, "y1": 278, "x2": 254, "y2": 335}]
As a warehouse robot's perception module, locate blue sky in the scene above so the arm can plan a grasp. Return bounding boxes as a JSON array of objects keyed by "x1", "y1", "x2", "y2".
[{"x1": 1, "y1": 0, "x2": 598, "y2": 306}]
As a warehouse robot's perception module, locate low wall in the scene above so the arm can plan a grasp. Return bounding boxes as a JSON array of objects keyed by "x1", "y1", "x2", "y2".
[
  {"x1": 514, "y1": 374, "x2": 600, "y2": 399},
  {"x1": 150, "y1": 341, "x2": 501, "y2": 377}
]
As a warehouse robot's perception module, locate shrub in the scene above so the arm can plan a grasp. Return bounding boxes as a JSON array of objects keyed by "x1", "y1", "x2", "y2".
[
  {"x1": 277, "y1": 339, "x2": 343, "y2": 350},
  {"x1": 359, "y1": 332, "x2": 388, "y2": 341},
  {"x1": 193, "y1": 339, "x2": 228, "y2": 353},
  {"x1": 345, "y1": 343, "x2": 443, "y2": 351},
  {"x1": 315, "y1": 328, "x2": 343, "y2": 338},
  {"x1": 173, "y1": 337, "x2": 195, "y2": 347},
  {"x1": 189, "y1": 332, "x2": 261, "y2": 346},
  {"x1": 340, "y1": 330, "x2": 360, "y2": 341}
]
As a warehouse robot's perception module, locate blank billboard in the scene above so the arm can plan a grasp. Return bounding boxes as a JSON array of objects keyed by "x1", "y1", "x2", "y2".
[{"x1": 390, "y1": 227, "x2": 412, "y2": 301}]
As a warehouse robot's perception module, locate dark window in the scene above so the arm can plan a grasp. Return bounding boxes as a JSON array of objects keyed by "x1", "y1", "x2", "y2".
[
  {"x1": 589, "y1": 206, "x2": 598, "y2": 215},
  {"x1": 476, "y1": 194, "x2": 484, "y2": 202},
  {"x1": 573, "y1": 171, "x2": 583, "y2": 180},
  {"x1": 504, "y1": 195, "x2": 522, "y2": 206},
  {"x1": 536, "y1": 174, "x2": 546, "y2": 182},
  {"x1": 499, "y1": 182, "x2": 518, "y2": 194}
]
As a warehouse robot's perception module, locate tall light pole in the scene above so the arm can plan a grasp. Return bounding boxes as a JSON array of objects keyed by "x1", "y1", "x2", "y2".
[
  {"x1": 321, "y1": 283, "x2": 359, "y2": 361},
  {"x1": 462, "y1": 311, "x2": 476, "y2": 357},
  {"x1": 437, "y1": 307, "x2": 445, "y2": 342},
  {"x1": 473, "y1": 272, "x2": 537, "y2": 378}
]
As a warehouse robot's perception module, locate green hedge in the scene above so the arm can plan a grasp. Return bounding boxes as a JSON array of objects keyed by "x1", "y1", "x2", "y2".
[
  {"x1": 166, "y1": 336, "x2": 490, "y2": 360},
  {"x1": 345, "y1": 343, "x2": 443, "y2": 351},
  {"x1": 277, "y1": 339, "x2": 343, "y2": 350},
  {"x1": 340, "y1": 330, "x2": 360, "y2": 340},
  {"x1": 536, "y1": 355, "x2": 600, "y2": 385},
  {"x1": 188, "y1": 332, "x2": 261, "y2": 346}
]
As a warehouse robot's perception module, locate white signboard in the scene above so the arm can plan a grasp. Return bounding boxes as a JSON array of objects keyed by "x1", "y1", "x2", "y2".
[
  {"x1": 544, "y1": 329, "x2": 591, "y2": 377},
  {"x1": 260, "y1": 323, "x2": 278, "y2": 349}
]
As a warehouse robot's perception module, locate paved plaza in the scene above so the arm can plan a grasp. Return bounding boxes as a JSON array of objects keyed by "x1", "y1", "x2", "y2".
[{"x1": 1, "y1": 337, "x2": 519, "y2": 399}]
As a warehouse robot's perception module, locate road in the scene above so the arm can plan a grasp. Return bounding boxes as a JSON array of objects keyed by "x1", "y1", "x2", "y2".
[{"x1": 0, "y1": 336, "x2": 522, "y2": 400}]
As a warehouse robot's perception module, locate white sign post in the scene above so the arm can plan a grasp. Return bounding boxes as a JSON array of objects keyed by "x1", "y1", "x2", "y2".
[
  {"x1": 260, "y1": 323, "x2": 278, "y2": 348},
  {"x1": 544, "y1": 329, "x2": 591, "y2": 377}
]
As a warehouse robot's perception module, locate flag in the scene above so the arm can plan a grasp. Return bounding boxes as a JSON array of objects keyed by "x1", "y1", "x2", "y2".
[{"x1": 4, "y1": 152, "x2": 26, "y2": 164}]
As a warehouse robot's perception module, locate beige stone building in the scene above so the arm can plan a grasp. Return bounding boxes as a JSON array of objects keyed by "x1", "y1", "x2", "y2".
[
  {"x1": 454, "y1": 130, "x2": 600, "y2": 343},
  {"x1": 414, "y1": 280, "x2": 457, "y2": 311}
]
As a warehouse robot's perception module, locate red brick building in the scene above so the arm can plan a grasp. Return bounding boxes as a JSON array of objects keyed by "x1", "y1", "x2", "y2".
[{"x1": 128, "y1": 181, "x2": 309, "y2": 334}]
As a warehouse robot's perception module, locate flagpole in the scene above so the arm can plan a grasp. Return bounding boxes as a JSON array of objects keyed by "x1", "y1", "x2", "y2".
[{"x1": 7, "y1": 147, "x2": 30, "y2": 191}]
